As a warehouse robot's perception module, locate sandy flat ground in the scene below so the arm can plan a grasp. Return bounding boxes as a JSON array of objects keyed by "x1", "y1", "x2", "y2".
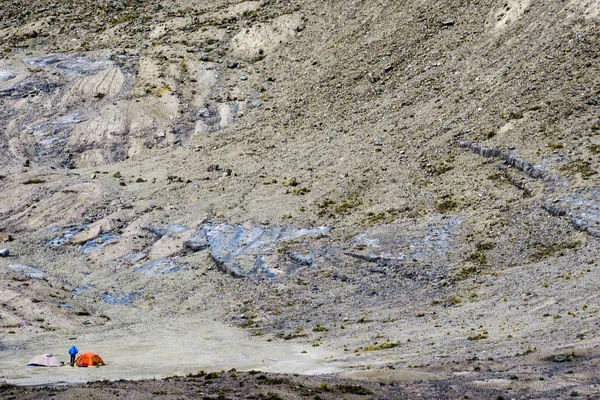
[{"x1": 1, "y1": 313, "x2": 347, "y2": 386}]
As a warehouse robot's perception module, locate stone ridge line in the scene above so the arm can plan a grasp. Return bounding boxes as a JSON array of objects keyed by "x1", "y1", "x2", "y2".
[
  {"x1": 457, "y1": 140, "x2": 600, "y2": 238},
  {"x1": 456, "y1": 140, "x2": 547, "y2": 180}
]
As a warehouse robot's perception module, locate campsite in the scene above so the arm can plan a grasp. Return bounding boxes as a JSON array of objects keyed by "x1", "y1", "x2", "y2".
[
  {"x1": 26, "y1": 354, "x2": 63, "y2": 368},
  {"x1": 1, "y1": 0, "x2": 600, "y2": 398}
]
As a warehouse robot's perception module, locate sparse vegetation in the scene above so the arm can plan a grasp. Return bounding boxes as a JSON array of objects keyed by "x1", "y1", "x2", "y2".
[
  {"x1": 530, "y1": 241, "x2": 580, "y2": 261},
  {"x1": 560, "y1": 159, "x2": 597, "y2": 179},
  {"x1": 468, "y1": 251, "x2": 487, "y2": 266},
  {"x1": 363, "y1": 342, "x2": 400, "y2": 351},
  {"x1": 335, "y1": 384, "x2": 373, "y2": 395},
  {"x1": 467, "y1": 332, "x2": 488, "y2": 340},
  {"x1": 455, "y1": 263, "x2": 479, "y2": 280},
  {"x1": 204, "y1": 371, "x2": 220, "y2": 380},
  {"x1": 487, "y1": 171, "x2": 510, "y2": 182},
  {"x1": 0, "y1": 0, "x2": 597, "y2": 397},
  {"x1": 436, "y1": 198, "x2": 457, "y2": 213},
  {"x1": 22, "y1": 178, "x2": 45, "y2": 184},
  {"x1": 550, "y1": 353, "x2": 575, "y2": 363},
  {"x1": 484, "y1": 130, "x2": 496, "y2": 139}
]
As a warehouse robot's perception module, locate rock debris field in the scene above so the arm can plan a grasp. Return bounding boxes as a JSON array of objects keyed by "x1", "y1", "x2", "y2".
[{"x1": 1, "y1": 0, "x2": 600, "y2": 398}]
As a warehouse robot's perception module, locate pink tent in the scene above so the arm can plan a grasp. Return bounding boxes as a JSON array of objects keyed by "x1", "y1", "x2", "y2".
[{"x1": 27, "y1": 353, "x2": 64, "y2": 367}]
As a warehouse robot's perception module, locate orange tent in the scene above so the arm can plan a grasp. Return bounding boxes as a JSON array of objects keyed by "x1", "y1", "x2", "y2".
[{"x1": 75, "y1": 352, "x2": 105, "y2": 367}]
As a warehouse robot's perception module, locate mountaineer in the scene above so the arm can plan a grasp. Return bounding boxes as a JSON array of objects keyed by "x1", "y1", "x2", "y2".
[{"x1": 68, "y1": 345, "x2": 78, "y2": 367}]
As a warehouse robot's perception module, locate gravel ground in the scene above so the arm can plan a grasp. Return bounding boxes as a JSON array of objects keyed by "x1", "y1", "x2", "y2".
[{"x1": 1, "y1": 0, "x2": 599, "y2": 398}]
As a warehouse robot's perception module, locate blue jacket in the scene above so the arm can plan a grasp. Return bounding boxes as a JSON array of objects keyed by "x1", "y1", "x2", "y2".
[{"x1": 68, "y1": 346, "x2": 78, "y2": 355}]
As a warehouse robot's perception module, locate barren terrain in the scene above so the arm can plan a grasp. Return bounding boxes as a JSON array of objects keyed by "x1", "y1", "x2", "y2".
[{"x1": 1, "y1": 0, "x2": 599, "y2": 398}]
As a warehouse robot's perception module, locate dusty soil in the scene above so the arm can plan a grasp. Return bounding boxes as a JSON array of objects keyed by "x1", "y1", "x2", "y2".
[
  {"x1": 3, "y1": 355, "x2": 600, "y2": 399},
  {"x1": 1, "y1": 0, "x2": 600, "y2": 398}
]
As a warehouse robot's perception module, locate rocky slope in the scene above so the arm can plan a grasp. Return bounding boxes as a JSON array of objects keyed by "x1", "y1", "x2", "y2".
[{"x1": 1, "y1": 0, "x2": 599, "y2": 398}]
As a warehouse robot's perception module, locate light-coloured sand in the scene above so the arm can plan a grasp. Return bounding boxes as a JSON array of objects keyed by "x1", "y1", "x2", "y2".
[{"x1": 1, "y1": 310, "x2": 347, "y2": 386}]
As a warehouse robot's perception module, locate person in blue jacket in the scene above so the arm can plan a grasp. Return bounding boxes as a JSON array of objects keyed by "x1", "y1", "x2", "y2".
[{"x1": 68, "y1": 345, "x2": 78, "y2": 366}]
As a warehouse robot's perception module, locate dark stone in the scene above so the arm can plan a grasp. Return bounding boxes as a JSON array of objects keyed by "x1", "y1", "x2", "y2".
[
  {"x1": 142, "y1": 224, "x2": 189, "y2": 238},
  {"x1": 183, "y1": 228, "x2": 209, "y2": 251}
]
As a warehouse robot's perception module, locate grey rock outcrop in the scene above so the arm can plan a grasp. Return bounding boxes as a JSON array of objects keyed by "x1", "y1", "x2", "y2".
[
  {"x1": 0, "y1": 69, "x2": 15, "y2": 82},
  {"x1": 183, "y1": 228, "x2": 209, "y2": 251},
  {"x1": 458, "y1": 140, "x2": 600, "y2": 238},
  {"x1": 348, "y1": 215, "x2": 463, "y2": 270},
  {"x1": 142, "y1": 224, "x2": 189, "y2": 238},
  {"x1": 501, "y1": 153, "x2": 546, "y2": 179},
  {"x1": 203, "y1": 224, "x2": 331, "y2": 278},
  {"x1": 457, "y1": 140, "x2": 547, "y2": 180},
  {"x1": 134, "y1": 258, "x2": 182, "y2": 276},
  {"x1": 6, "y1": 264, "x2": 45, "y2": 278},
  {"x1": 543, "y1": 190, "x2": 600, "y2": 238},
  {"x1": 456, "y1": 141, "x2": 501, "y2": 159}
]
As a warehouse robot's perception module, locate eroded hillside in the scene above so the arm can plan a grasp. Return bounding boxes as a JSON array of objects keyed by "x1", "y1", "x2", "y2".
[{"x1": 1, "y1": 0, "x2": 600, "y2": 397}]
